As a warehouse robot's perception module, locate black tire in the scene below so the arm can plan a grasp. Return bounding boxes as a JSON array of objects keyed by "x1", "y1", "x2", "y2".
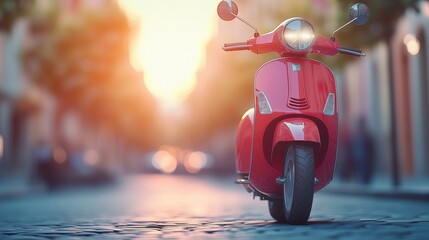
[
  {"x1": 283, "y1": 144, "x2": 314, "y2": 225},
  {"x1": 268, "y1": 200, "x2": 287, "y2": 223}
]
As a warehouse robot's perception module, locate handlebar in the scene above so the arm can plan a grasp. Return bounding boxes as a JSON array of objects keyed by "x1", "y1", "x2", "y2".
[
  {"x1": 223, "y1": 41, "x2": 253, "y2": 51},
  {"x1": 338, "y1": 46, "x2": 365, "y2": 57},
  {"x1": 222, "y1": 39, "x2": 365, "y2": 57}
]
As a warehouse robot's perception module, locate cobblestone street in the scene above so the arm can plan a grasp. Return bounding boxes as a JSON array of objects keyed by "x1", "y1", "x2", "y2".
[{"x1": 0, "y1": 175, "x2": 427, "y2": 239}]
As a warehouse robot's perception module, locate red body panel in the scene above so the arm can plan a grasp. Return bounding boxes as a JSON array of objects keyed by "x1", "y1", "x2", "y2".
[
  {"x1": 237, "y1": 57, "x2": 338, "y2": 197},
  {"x1": 236, "y1": 109, "x2": 254, "y2": 174}
]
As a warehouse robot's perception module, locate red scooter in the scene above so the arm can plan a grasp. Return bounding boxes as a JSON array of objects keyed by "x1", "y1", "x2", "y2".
[{"x1": 217, "y1": 1, "x2": 369, "y2": 224}]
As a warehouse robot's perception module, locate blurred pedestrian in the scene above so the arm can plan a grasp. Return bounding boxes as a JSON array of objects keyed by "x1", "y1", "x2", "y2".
[
  {"x1": 32, "y1": 140, "x2": 55, "y2": 185},
  {"x1": 350, "y1": 117, "x2": 375, "y2": 184},
  {"x1": 338, "y1": 123, "x2": 355, "y2": 181}
]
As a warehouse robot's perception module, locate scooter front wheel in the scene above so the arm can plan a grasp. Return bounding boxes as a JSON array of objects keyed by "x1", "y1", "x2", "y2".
[
  {"x1": 283, "y1": 143, "x2": 314, "y2": 225},
  {"x1": 268, "y1": 200, "x2": 287, "y2": 223}
]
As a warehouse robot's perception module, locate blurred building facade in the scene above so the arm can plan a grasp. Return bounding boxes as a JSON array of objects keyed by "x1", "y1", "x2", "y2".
[
  {"x1": 0, "y1": 14, "x2": 48, "y2": 176},
  {"x1": 393, "y1": 2, "x2": 429, "y2": 177},
  {"x1": 340, "y1": 1, "x2": 429, "y2": 179}
]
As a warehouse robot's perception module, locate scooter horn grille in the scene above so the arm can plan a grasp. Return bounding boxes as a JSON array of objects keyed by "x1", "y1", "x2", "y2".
[{"x1": 288, "y1": 97, "x2": 310, "y2": 110}]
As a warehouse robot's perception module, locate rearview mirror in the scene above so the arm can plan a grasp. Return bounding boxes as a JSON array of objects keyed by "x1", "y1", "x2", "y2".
[
  {"x1": 217, "y1": 0, "x2": 238, "y2": 21},
  {"x1": 349, "y1": 3, "x2": 370, "y2": 25}
]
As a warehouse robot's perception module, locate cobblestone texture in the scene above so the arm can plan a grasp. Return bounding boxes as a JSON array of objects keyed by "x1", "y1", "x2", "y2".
[{"x1": 0, "y1": 175, "x2": 427, "y2": 239}]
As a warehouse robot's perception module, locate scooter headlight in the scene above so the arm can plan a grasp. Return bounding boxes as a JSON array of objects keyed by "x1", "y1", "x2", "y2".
[{"x1": 283, "y1": 19, "x2": 315, "y2": 51}]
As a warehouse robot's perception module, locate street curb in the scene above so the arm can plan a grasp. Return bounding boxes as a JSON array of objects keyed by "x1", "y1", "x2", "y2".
[{"x1": 324, "y1": 187, "x2": 429, "y2": 202}]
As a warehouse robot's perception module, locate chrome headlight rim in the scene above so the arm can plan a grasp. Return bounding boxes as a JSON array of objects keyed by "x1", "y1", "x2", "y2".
[{"x1": 281, "y1": 18, "x2": 316, "y2": 51}]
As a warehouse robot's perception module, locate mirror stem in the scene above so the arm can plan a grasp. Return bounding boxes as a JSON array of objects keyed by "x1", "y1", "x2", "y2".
[
  {"x1": 231, "y1": 12, "x2": 260, "y2": 37},
  {"x1": 331, "y1": 17, "x2": 357, "y2": 41}
]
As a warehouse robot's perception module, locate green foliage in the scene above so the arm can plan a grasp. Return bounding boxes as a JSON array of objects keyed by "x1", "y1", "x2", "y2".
[
  {"x1": 0, "y1": 0, "x2": 34, "y2": 32},
  {"x1": 335, "y1": 0, "x2": 424, "y2": 48}
]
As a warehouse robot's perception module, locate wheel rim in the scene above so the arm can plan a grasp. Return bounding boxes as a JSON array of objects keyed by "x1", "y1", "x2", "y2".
[{"x1": 284, "y1": 146, "x2": 295, "y2": 211}]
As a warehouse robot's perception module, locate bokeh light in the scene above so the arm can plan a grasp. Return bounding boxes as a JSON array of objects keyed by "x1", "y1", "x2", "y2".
[
  {"x1": 53, "y1": 148, "x2": 67, "y2": 164},
  {"x1": 403, "y1": 34, "x2": 421, "y2": 55},
  {"x1": 184, "y1": 151, "x2": 208, "y2": 174},
  {"x1": 152, "y1": 150, "x2": 178, "y2": 174},
  {"x1": 84, "y1": 149, "x2": 99, "y2": 166}
]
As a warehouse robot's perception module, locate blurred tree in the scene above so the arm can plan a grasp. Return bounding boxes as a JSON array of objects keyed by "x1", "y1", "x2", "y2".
[
  {"x1": 335, "y1": 0, "x2": 424, "y2": 48},
  {"x1": 0, "y1": 0, "x2": 34, "y2": 32},
  {"x1": 24, "y1": 4, "x2": 130, "y2": 103},
  {"x1": 23, "y1": 2, "x2": 158, "y2": 149}
]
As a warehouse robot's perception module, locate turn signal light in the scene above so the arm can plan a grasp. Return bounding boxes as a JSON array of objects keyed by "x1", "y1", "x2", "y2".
[{"x1": 257, "y1": 91, "x2": 273, "y2": 115}]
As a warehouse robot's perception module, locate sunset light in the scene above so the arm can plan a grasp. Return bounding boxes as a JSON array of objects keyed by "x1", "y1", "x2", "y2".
[{"x1": 118, "y1": 0, "x2": 217, "y2": 103}]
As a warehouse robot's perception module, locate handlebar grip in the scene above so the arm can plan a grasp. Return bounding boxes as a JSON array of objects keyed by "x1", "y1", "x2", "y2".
[
  {"x1": 223, "y1": 42, "x2": 253, "y2": 51},
  {"x1": 224, "y1": 42, "x2": 249, "y2": 47},
  {"x1": 338, "y1": 46, "x2": 365, "y2": 57},
  {"x1": 223, "y1": 44, "x2": 253, "y2": 52}
]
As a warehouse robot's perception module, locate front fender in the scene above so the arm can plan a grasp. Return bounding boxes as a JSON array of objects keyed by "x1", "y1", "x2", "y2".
[
  {"x1": 271, "y1": 118, "x2": 321, "y2": 168},
  {"x1": 272, "y1": 118, "x2": 321, "y2": 147}
]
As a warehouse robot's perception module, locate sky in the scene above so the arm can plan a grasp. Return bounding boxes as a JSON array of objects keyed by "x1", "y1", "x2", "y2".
[{"x1": 118, "y1": 0, "x2": 218, "y2": 104}]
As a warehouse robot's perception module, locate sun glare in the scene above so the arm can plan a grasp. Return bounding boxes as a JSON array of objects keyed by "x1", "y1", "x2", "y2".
[{"x1": 118, "y1": 0, "x2": 217, "y2": 103}]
